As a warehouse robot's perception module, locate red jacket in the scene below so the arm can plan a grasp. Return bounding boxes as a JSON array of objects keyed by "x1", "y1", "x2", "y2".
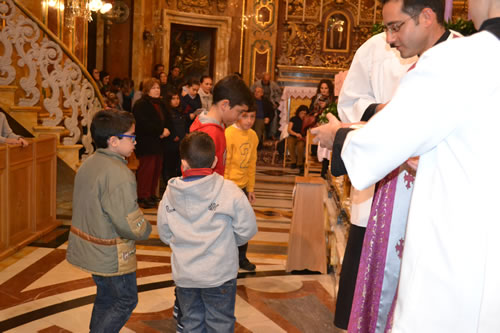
[{"x1": 190, "y1": 115, "x2": 226, "y2": 176}]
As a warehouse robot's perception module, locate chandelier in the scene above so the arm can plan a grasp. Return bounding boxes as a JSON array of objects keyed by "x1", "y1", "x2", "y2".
[{"x1": 44, "y1": 0, "x2": 113, "y2": 26}]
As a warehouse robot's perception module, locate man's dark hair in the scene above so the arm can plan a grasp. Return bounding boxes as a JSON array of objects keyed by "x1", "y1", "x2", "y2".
[
  {"x1": 213, "y1": 75, "x2": 253, "y2": 108},
  {"x1": 154, "y1": 63, "x2": 164, "y2": 71},
  {"x1": 382, "y1": 0, "x2": 445, "y2": 24},
  {"x1": 180, "y1": 132, "x2": 215, "y2": 169},
  {"x1": 120, "y1": 78, "x2": 134, "y2": 89},
  {"x1": 91, "y1": 109, "x2": 135, "y2": 149},
  {"x1": 200, "y1": 75, "x2": 212, "y2": 84}
]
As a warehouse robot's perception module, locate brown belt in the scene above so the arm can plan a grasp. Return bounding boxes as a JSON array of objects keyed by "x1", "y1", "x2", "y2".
[{"x1": 70, "y1": 226, "x2": 117, "y2": 246}]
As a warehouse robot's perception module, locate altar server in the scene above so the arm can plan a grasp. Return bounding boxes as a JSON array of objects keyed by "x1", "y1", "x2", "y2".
[{"x1": 333, "y1": 32, "x2": 416, "y2": 331}]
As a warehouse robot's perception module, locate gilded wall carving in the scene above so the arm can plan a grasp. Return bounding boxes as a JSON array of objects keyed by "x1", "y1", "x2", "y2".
[
  {"x1": 172, "y1": 0, "x2": 229, "y2": 14},
  {"x1": 242, "y1": 0, "x2": 280, "y2": 83},
  {"x1": 278, "y1": 0, "x2": 377, "y2": 71}
]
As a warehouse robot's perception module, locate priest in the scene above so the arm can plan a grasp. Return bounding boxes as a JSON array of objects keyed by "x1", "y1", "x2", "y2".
[{"x1": 312, "y1": 0, "x2": 500, "y2": 331}]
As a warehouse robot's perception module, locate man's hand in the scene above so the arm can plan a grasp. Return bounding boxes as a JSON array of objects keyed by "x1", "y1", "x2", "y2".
[
  {"x1": 247, "y1": 192, "x2": 256, "y2": 204},
  {"x1": 311, "y1": 113, "x2": 341, "y2": 149},
  {"x1": 406, "y1": 156, "x2": 419, "y2": 170}
]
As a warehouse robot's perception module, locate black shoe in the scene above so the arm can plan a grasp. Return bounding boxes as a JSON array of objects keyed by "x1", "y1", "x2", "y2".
[
  {"x1": 150, "y1": 195, "x2": 161, "y2": 203},
  {"x1": 240, "y1": 259, "x2": 256, "y2": 271},
  {"x1": 138, "y1": 198, "x2": 156, "y2": 209},
  {"x1": 291, "y1": 163, "x2": 297, "y2": 169}
]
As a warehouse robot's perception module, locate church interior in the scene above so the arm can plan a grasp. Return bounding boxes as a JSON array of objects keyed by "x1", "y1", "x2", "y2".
[{"x1": 0, "y1": 0, "x2": 473, "y2": 332}]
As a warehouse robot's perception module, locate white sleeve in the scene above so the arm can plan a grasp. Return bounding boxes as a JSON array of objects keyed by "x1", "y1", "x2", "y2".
[
  {"x1": 232, "y1": 194, "x2": 258, "y2": 246},
  {"x1": 341, "y1": 44, "x2": 466, "y2": 190},
  {"x1": 157, "y1": 198, "x2": 173, "y2": 245},
  {"x1": 337, "y1": 38, "x2": 376, "y2": 123}
]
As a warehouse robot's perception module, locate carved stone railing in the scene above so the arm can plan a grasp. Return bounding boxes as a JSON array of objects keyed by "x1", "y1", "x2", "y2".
[{"x1": 0, "y1": 0, "x2": 104, "y2": 160}]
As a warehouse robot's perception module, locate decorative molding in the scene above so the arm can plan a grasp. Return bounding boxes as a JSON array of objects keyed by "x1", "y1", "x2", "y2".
[
  {"x1": 0, "y1": 0, "x2": 102, "y2": 159},
  {"x1": 162, "y1": 10, "x2": 232, "y2": 83}
]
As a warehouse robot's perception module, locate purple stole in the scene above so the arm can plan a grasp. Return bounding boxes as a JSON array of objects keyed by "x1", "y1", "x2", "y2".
[{"x1": 348, "y1": 164, "x2": 416, "y2": 333}]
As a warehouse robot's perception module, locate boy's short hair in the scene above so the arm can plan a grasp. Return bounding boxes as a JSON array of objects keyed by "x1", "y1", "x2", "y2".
[
  {"x1": 213, "y1": 75, "x2": 253, "y2": 108},
  {"x1": 186, "y1": 78, "x2": 200, "y2": 87},
  {"x1": 180, "y1": 132, "x2": 215, "y2": 169},
  {"x1": 91, "y1": 109, "x2": 135, "y2": 149},
  {"x1": 242, "y1": 109, "x2": 256, "y2": 114}
]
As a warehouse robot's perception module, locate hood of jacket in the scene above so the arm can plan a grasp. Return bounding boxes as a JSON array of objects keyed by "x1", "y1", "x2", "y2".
[
  {"x1": 189, "y1": 111, "x2": 224, "y2": 133},
  {"x1": 166, "y1": 173, "x2": 224, "y2": 222}
]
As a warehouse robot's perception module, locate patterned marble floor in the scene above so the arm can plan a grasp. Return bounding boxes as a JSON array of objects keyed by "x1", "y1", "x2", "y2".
[{"x1": 0, "y1": 166, "x2": 339, "y2": 332}]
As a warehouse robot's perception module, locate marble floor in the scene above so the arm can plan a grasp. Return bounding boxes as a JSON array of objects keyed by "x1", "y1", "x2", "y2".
[{"x1": 0, "y1": 166, "x2": 341, "y2": 332}]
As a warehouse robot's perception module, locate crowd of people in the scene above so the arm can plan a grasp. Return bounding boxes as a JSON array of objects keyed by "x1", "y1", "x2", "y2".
[{"x1": 62, "y1": 0, "x2": 500, "y2": 328}]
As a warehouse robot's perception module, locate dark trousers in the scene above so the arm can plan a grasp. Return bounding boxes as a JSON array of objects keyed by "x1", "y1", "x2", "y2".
[
  {"x1": 163, "y1": 147, "x2": 181, "y2": 184},
  {"x1": 334, "y1": 224, "x2": 366, "y2": 329},
  {"x1": 253, "y1": 118, "x2": 266, "y2": 148},
  {"x1": 90, "y1": 272, "x2": 138, "y2": 333},
  {"x1": 136, "y1": 154, "x2": 163, "y2": 200}
]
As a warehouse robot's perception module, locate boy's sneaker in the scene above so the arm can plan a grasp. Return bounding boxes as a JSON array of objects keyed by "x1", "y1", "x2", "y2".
[{"x1": 240, "y1": 259, "x2": 256, "y2": 271}]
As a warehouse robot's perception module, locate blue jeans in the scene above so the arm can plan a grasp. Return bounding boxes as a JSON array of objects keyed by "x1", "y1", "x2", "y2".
[
  {"x1": 90, "y1": 272, "x2": 138, "y2": 333},
  {"x1": 176, "y1": 279, "x2": 237, "y2": 333}
]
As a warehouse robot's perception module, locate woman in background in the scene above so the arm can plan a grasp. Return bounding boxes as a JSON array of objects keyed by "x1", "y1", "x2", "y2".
[{"x1": 133, "y1": 78, "x2": 172, "y2": 209}]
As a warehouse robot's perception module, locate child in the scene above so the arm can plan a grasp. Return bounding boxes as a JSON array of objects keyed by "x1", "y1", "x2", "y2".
[
  {"x1": 181, "y1": 78, "x2": 202, "y2": 122},
  {"x1": 66, "y1": 109, "x2": 152, "y2": 332},
  {"x1": 157, "y1": 131, "x2": 257, "y2": 332},
  {"x1": 163, "y1": 92, "x2": 188, "y2": 184},
  {"x1": 190, "y1": 74, "x2": 254, "y2": 176},
  {"x1": 287, "y1": 105, "x2": 308, "y2": 174},
  {"x1": 225, "y1": 109, "x2": 259, "y2": 271}
]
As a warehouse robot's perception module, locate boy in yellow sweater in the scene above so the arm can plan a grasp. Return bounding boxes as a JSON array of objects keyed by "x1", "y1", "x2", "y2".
[{"x1": 225, "y1": 109, "x2": 258, "y2": 271}]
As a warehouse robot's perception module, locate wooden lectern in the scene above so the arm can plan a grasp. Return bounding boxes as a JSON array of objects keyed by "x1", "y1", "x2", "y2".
[{"x1": 286, "y1": 176, "x2": 327, "y2": 274}]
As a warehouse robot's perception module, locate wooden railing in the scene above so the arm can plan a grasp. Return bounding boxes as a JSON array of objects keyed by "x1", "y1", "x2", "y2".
[
  {"x1": 0, "y1": 0, "x2": 104, "y2": 168},
  {"x1": 0, "y1": 136, "x2": 59, "y2": 260}
]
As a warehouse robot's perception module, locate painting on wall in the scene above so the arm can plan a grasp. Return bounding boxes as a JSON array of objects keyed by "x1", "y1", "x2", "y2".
[
  {"x1": 324, "y1": 12, "x2": 350, "y2": 52},
  {"x1": 168, "y1": 24, "x2": 216, "y2": 82}
]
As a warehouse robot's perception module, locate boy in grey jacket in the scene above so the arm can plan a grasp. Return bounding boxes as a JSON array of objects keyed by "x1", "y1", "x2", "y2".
[
  {"x1": 66, "y1": 109, "x2": 152, "y2": 333},
  {"x1": 157, "y1": 131, "x2": 257, "y2": 333}
]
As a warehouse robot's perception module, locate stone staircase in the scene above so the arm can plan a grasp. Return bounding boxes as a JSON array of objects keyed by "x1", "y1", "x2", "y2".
[{"x1": 0, "y1": 0, "x2": 104, "y2": 171}]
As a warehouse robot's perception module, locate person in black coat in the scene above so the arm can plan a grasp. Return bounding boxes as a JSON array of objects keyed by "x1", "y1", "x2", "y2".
[
  {"x1": 132, "y1": 78, "x2": 172, "y2": 208},
  {"x1": 162, "y1": 92, "x2": 188, "y2": 184},
  {"x1": 180, "y1": 78, "x2": 202, "y2": 125}
]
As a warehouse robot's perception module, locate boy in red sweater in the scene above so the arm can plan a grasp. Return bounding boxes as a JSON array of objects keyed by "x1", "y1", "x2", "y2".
[{"x1": 190, "y1": 75, "x2": 254, "y2": 175}]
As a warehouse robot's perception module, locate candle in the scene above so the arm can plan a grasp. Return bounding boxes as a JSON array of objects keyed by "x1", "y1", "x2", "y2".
[
  {"x1": 302, "y1": 0, "x2": 306, "y2": 21},
  {"x1": 357, "y1": 0, "x2": 361, "y2": 25},
  {"x1": 319, "y1": 0, "x2": 323, "y2": 22},
  {"x1": 285, "y1": 0, "x2": 289, "y2": 21}
]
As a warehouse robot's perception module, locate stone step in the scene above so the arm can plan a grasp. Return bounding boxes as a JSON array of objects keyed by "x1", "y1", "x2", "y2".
[
  {"x1": 32, "y1": 126, "x2": 70, "y2": 142},
  {"x1": 0, "y1": 85, "x2": 18, "y2": 106},
  {"x1": 8, "y1": 106, "x2": 42, "y2": 135},
  {"x1": 57, "y1": 144, "x2": 83, "y2": 171}
]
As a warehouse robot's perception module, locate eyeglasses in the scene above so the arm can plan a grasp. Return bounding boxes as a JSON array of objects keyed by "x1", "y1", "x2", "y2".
[
  {"x1": 383, "y1": 14, "x2": 419, "y2": 34},
  {"x1": 116, "y1": 134, "x2": 136, "y2": 143}
]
